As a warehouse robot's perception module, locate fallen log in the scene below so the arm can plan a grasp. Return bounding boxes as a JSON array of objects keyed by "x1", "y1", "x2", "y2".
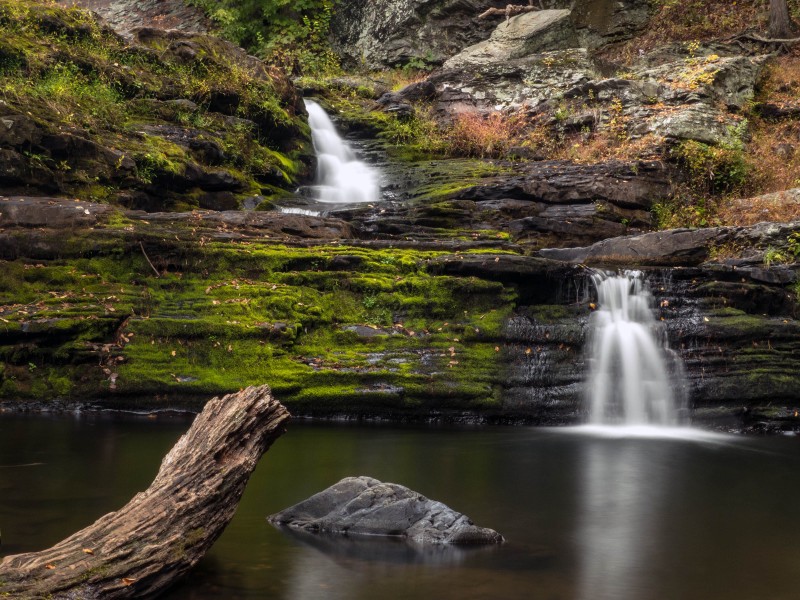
[{"x1": 0, "y1": 385, "x2": 290, "y2": 599}]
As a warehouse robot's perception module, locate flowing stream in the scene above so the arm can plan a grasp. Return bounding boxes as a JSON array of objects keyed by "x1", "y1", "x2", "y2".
[
  {"x1": 303, "y1": 99, "x2": 381, "y2": 205},
  {"x1": 585, "y1": 271, "x2": 686, "y2": 427}
]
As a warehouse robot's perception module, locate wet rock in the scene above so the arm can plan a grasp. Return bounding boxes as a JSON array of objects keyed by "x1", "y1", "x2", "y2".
[{"x1": 269, "y1": 476, "x2": 504, "y2": 545}]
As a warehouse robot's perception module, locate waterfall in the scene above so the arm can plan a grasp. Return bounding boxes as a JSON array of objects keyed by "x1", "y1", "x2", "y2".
[
  {"x1": 303, "y1": 99, "x2": 380, "y2": 205},
  {"x1": 585, "y1": 271, "x2": 686, "y2": 427}
]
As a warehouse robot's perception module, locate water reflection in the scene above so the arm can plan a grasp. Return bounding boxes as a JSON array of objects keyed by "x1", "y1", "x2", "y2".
[
  {"x1": 274, "y1": 526, "x2": 496, "y2": 567},
  {"x1": 4, "y1": 416, "x2": 800, "y2": 600},
  {"x1": 576, "y1": 439, "x2": 667, "y2": 600}
]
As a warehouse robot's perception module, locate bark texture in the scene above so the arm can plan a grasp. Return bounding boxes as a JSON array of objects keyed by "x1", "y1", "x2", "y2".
[
  {"x1": 769, "y1": 0, "x2": 794, "y2": 38},
  {"x1": 0, "y1": 385, "x2": 290, "y2": 599}
]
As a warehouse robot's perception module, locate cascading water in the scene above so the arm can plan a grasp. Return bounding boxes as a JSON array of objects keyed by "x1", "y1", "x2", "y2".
[
  {"x1": 303, "y1": 99, "x2": 380, "y2": 205},
  {"x1": 585, "y1": 271, "x2": 686, "y2": 427}
]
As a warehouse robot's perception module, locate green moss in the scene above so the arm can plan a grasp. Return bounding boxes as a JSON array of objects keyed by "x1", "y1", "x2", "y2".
[
  {"x1": 0, "y1": 0, "x2": 309, "y2": 208},
  {"x1": 0, "y1": 233, "x2": 524, "y2": 414}
]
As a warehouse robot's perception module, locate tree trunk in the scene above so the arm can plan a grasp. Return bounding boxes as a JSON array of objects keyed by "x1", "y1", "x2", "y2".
[
  {"x1": 0, "y1": 386, "x2": 290, "y2": 599},
  {"x1": 769, "y1": 0, "x2": 794, "y2": 39}
]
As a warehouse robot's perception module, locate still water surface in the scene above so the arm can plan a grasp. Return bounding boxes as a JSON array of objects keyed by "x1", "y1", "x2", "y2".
[{"x1": 1, "y1": 414, "x2": 799, "y2": 600}]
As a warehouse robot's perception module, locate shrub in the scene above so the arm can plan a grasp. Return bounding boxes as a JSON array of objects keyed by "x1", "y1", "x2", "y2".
[{"x1": 186, "y1": 0, "x2": 339, "y2": 76}]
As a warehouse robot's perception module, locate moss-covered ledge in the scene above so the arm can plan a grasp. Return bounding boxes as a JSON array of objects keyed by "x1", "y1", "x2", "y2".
[{"x1": 0, "y1": 197, "x2": 545, "y2": 418}]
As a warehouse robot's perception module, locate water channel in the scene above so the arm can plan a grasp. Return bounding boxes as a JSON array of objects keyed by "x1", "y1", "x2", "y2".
[{"x1": 2, "y1": 414, "x2": 799, "y2": 600}]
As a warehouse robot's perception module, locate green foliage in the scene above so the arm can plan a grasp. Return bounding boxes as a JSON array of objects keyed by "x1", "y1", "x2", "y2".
[
  {"x1": 652, "y1": 195, "x2": 718, "y2": 229},
  {"x1": 764, "y1": 233, "x2": 800, "y2": 266},
  {"x1": 763, "y1": 246, "x2": 788, "y2": 267},
  {"x1": 187, "y1": 0, "x2": 339, "y2": 76},
  {"x1": 0, "y1": 0, "x2": 310, "y2": 205},
  {"x1": 672, "y1": 121, "x2": 750, "y2": 196}
]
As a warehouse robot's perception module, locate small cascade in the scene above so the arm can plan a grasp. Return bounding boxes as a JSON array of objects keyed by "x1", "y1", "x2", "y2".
[
  {"x1": 303, "y1": 99, "x2": 380, "y2": 205},
  {"x1": 585, "y1": 271, "x2": 686, "y2": 426}
]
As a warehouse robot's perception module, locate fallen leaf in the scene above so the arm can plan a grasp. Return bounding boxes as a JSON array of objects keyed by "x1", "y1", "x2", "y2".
[
  {"x1": 121, "y1": 577, "x2": 137, "y2": 586},
  {"x1": 45, "y1": 564, "x2": 56, "y2": 570},
  {"x1": 82, "y1": 548, "x2": 94, "y2": 555}
]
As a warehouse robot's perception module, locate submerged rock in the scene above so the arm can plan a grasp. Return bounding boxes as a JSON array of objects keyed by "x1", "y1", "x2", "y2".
[{"x1": 269, "y1": 476, "x2": 504, "y2": 545}]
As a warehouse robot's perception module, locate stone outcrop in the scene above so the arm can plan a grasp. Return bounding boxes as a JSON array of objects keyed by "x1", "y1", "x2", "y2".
[
  {"x1": 56, "y1": 0, "x2": 210, "y2": 35},
  {"x1": 331, "y1": 0, "x2": 505, "y2": 69},
  {"x1": 330, "y1": 0, "x2": 652, "y2": 69},
  {"x1": 269, "y1": 476, "x2": 504, "y2": 545},
  {"x1": 412, "y1": 39, "x2": 767, "y2": 149},
  {"x1": 539, "y1": 220, "x2": 800, "y2": 267},
  {"x1": 443, "y1": 10, "x2": 575, "y2": 70},
  {"x1": 340, "y1": 158, "x2": 674, "y2": 249}
]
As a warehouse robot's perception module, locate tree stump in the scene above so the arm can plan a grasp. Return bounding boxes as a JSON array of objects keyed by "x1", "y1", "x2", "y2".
[{"x1": 0, "y1": 385, "x2": 290, "y2": 599}]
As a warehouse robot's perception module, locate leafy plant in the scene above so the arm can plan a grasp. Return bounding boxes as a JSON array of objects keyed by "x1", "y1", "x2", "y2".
[
  {"x1": 186, "y1": 0, "x2": 339, "y2": 76},
  {"x1": 763, "y1": 246, "x2": 788, "y2": 267},
  {"x1": 672, "y1": 121, "x2": 750, "y2": 196}
]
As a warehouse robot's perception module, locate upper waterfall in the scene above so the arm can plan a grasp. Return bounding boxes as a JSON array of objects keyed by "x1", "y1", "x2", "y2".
[
  {"x1": 304, "y1": 99, "x2": 381, "y2": 205},
  {"x1": 585, "y1": 271, "x2": 687, "y2": 427}
]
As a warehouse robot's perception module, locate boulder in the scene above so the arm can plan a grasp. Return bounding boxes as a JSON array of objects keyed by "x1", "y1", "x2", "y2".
[
  {"x1": 443, "y1": 10, "x2": 575, "y2": 70},
  {"x1": 269, "y1": 476, "x2": 504, "y2": 545}
]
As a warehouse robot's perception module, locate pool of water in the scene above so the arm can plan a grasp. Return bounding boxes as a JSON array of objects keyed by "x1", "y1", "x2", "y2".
[{"x1": 1, "y1": 413, "x2": 799, "y2": 600}]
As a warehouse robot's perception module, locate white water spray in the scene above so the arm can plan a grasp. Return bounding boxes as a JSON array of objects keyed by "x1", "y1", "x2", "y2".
[
  {"x1": 303, "y1": 99, "x2": 380, "y2": 205},
  {"x1": 585, "y1": 271, "x2": 686, "y2": 427}
]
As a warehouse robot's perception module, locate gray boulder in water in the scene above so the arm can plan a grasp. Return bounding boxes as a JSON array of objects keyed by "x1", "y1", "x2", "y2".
[{"x1": 268, "y1": 476, "x2": 504, "y2": 545}]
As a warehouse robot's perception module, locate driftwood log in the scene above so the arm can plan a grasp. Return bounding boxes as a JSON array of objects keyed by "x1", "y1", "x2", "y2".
[{"x1": 0, "y1": 385, "x2": 290, "y2": 599}]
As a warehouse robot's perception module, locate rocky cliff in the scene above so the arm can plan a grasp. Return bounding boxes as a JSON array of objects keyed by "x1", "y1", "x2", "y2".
[
  {"x1": 2, "y1": 0, "x2": 800, "y2": 433},
  {"x1": 330, "y1": 0, "x2": 652, "y2": 69}
]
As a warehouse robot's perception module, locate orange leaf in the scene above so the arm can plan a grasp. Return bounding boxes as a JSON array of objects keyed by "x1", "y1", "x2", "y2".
[
  {"x1": 45, "y1": 564, "x2": 56, "y2": 570},
  {"x1": 121, "y1": 577, "x2": 137, "y2": 586},
  {"x1": 82, "y1": 548, "x2": 94, "y2": 555}
]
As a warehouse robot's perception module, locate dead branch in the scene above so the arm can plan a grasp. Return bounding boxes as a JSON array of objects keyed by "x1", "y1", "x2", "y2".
[
  {"x1": 0, "y1": 385, "x2": 290, "y2": 599},
  {"x1": 733, "y1": 32, "x2": 800, "y2": 44},
  {"x1": 139, "y1": 241, "x2": 161, "y2": 278},
  {"x1": 479, "y1": 4, "x2": 540, "y2": 21}
]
